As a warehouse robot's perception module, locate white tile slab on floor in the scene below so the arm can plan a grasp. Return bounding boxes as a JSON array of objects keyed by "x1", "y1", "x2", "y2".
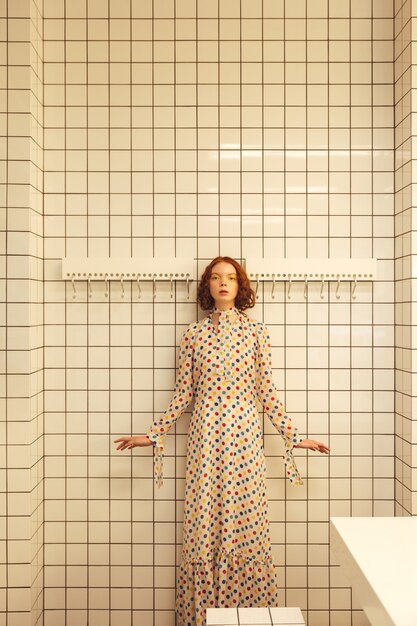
[
  {"x1": 206, "y1": 608, "x2": 239, "y2": 625},
  {"x1": 269, "y1": 607, "x2": 305, "y2": 624},
  {"x1": 239, "y1": 607, "x2": 272, "y2": 624},
  {"x1": 206, "y1": 606, "x2": 305, "y2": 626}
]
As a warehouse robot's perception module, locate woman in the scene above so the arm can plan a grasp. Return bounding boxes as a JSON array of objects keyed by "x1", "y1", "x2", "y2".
[{"x1": 114, "y1": 256, "x2": 329, "y2": 626}]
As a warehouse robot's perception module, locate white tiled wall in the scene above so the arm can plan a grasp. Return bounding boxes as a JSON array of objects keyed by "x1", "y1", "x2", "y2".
[
  {"x1": 2, "y1": 0, "x2": 44, "y2": 625},
  {"x1": 40, "y1": 2, "x2": 394, "y2": 626},
  {"x1": 394, "y1": 0, "x2": 417, "y2": 517},
  {"x1": 1, "y1": 0, "x2": 402, "y2": 625}
]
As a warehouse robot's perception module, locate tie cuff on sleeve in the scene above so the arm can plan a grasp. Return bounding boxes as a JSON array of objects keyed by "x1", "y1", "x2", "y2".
[
  {"x1": 146, "y1": 432, "x2": 165, "y2": 488},
  {"x1": 154, "y1": 441, "x2": 164, "y2": 488},
  {"x1": 284, "y1": 448, "x2": 304, "y2": 486},
  {"x1": 283, "y1": 430, "x2": 304, "y2": 486}
]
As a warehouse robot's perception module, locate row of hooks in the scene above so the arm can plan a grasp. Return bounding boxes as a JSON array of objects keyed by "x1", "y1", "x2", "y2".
[
  {"x1": 70, "y1": 272, "x2": 359, "y2": 300},
  {"x1": 71, "y1": 273, "x2": 192, "y2": 300}
]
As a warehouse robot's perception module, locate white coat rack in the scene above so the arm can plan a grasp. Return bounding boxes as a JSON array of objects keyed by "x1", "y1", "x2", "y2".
[
  {"x1": 62, "y1": 257, "x2": 378, "y2": 301},
  {"x1": 246, "y1": 257, "x2": 377, "y2": 300},
  {"x1": 62, "y1": 257, "x2": 195, "y2": 299}
]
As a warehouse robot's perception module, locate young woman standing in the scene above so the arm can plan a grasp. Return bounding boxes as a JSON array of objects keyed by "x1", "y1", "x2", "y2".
[{"x1": 115, "y1": 256, "x2": 329, "y2": 626}]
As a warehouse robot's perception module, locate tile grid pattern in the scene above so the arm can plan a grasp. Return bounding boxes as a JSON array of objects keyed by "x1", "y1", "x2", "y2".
[
  {"x1": 42, "y1": 1, "x2": 395, "y2": 626},
  {"x1": 393, "y1": 0, "x2": 416, "y2": 516},
  {"x1": 30, "y1": 1, "x2": 44, "y2": 621},
  {"x1": 1, "y1": 0, "x2": 44, "y2": 624},
  {"x1": 0, "y1": 0, "x2": 397, "y2": 625}
]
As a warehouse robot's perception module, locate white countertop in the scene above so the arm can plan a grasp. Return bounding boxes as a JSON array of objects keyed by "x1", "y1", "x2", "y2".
[{"x1": 330, "y1": 516, "x2": 417, "y2": 626}]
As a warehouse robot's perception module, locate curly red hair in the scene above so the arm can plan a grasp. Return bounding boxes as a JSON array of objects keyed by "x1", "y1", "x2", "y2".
[{"x1": 197, "y1": 256, "x2": 256, "y2": 312}]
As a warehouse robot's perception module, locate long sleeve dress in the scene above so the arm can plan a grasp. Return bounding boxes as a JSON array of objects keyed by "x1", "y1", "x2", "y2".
[{"x1": 145, "y1": 304, "x2": 303, "y2": 626}]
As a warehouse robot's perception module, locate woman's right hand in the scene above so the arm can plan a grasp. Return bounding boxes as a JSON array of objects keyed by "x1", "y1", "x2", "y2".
[{"x1": 114, "y1": 435, "x2": 153, "y2": 450}]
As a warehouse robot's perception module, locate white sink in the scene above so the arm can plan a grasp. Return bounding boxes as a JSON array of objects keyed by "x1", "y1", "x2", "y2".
[{"x1": 330, "y1": 516, "x2": 417, "y2": 626}]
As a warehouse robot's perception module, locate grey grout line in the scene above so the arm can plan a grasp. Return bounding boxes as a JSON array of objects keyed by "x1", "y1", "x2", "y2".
[
  {"x1": 5, "y1": 0, "x2": 9, "y2": 619},
  {"x1": 86, "y1": 0, "x2": 90, "y2": 619},
  {"x1": 151, "y1": 2, "x2": 156, "y2": 622},
  {"x1": 64, "y1": 1, "x2": 68, "y2": 620},
  {"x1": 130, "y1": 0, "x2": 134, "y2": 617}
]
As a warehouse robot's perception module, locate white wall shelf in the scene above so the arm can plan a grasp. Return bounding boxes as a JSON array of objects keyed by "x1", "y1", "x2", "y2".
[
  {"x1": 62, "y1": 257, "x2": 195, "y2": 280},
  {"x1": 62, "y1": 257, "x2": 378, "y2": 300},
  {"x1": 62, "y1": 257, "x2": 377, "y2": 281},
  {"x1": 245, "y1": 257, "x2": 377, "y2": 280}
]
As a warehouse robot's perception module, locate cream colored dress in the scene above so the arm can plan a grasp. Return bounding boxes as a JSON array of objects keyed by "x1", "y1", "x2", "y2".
[{"x1": 146, "y1": 305, "x2": 303, "y2": 626}]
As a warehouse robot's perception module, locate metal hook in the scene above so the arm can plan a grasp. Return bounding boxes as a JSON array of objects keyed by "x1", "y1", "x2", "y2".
[
  {"x1": 120, "y1": 274, "x2": 125, "y2": 299},
  {"x1": 287, "y1": 274, "x2": 292, "y2": 300},
  {"x1": 271, "y1": 274, "x2": 276, "y2": 300},
  {"x1": 320, "y1": 275, "x2": 324, "y2": 299},
  {"x1": 71, "y1": 273, "x2": 77, "y2": 299},
  {"x1": 304, "y1": 274, "x2": 308, "y2": 300},
  {"x1": 170, "y1": 274, "x2": 173, "y2": 299},
  {"x1": 88, "y1": 274, "x2": 93, "y2": 299},
  {"x1": 153, "y1": 276, "x2": 156, "y2": 299},
  {"x1": 186, "y1": 275, "x2": 190, "y2": 300},
  {"x1": 136, "y1": 275, "x2": 141, "y2": 299},
  {"x1": 335, "y1": 274, "x2": 341, "y2": 300},
  {"x1": 351, "y1": 274, "x2": 357, "y2": 300},
  {"x1": 104, "y1": 274, "x2": 109, "y2": 298}
]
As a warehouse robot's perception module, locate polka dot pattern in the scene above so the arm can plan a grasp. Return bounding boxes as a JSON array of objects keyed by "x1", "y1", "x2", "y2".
[{"x1": 146, "y1": 305, "x2": 303, "y2": 626}]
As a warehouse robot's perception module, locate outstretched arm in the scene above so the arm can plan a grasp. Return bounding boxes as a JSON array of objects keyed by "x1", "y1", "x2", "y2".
[
  {"x1": 145, "y1": 324, "x2": 196, "y2": 487},
  {"x1": 255, "y1": 322, "x2": 304, "y2": 485}
]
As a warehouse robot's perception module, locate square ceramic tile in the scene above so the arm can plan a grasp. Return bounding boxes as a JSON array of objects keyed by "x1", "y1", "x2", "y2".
[
  {"x1": 206, "y1": 608, "x2": 239, "y2": 625},
  {"x1": 238, "y1": 607, "x2": 271, "y2": 624},
  {"x1": 269, "y1": 607, "x2": 305, "y2": 624}
]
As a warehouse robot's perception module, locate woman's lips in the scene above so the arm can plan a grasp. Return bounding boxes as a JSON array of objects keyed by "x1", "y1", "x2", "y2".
[{"x1": 220, "y1": 291, "x2": 228, "y2": 294}]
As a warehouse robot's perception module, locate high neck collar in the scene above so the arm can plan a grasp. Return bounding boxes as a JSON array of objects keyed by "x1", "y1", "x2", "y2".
[{"x1": 210, "y1": 305, "x2": 240, "y2": 317}]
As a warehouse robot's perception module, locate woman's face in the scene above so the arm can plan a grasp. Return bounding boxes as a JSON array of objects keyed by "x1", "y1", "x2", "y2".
[{"x1": 209, "y1": 262, "x2": 239, "y2": 309}]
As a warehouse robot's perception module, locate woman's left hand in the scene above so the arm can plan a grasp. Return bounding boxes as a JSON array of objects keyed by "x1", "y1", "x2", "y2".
[{"x1": 294, "y1": 438, "x2": 330, "y2": 454}]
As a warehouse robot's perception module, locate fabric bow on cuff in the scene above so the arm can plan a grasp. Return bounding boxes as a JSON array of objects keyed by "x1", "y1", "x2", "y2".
[
  {"x1": 284, "y1": 447, "x2": 304, "y2": 486},
  {"x1": 283, "y1": 431, "x2": 304, "y2": 486},
  {"x1": 146, "y1": 432, "x2": 165, "y2": 489}
]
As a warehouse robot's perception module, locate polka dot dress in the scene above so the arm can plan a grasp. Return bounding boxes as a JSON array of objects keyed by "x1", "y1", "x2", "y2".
[{"x1": 145, "y1": 305, "x2": 303, "y2": 626}]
